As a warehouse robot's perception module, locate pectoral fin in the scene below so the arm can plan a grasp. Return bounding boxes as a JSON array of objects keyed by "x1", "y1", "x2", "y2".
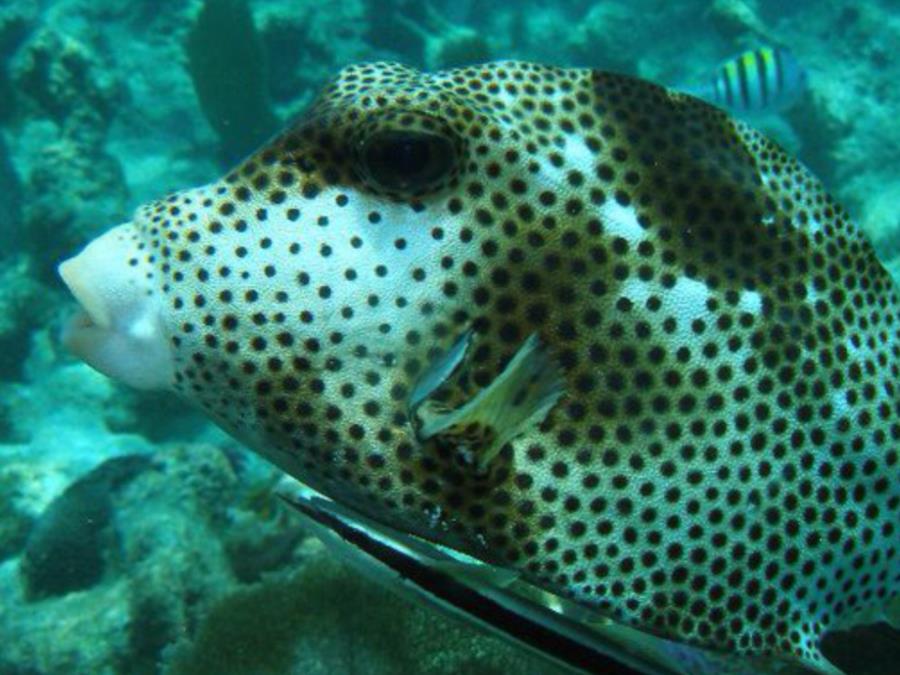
[
  {"x1": 414, "y1": 333, "x2": 564, "y2": 471},
  {"x1": 409, "y1": 328, "x2": 473, "y2": 410}
]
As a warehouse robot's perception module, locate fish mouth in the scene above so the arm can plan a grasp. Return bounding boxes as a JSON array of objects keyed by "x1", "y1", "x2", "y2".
[
  {"x1": 58, "y1": 257, "x2": 112, "y2": 333},
  {"x1": 56, "y1": 223, "x2": 175, "y2": 391}
]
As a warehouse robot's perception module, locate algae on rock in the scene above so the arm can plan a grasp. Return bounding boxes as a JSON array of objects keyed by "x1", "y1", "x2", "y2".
[
  {"x1": 0, "y1": 132, "x2": 22, "y2": 254},
  {"x1": 0, "y1": 467, "x2": 34, "y2": 563},
  {"x1": 19, "y1": 454, "x2": 154, "y2": 600},
  {"x1": 14, "y1": 27, "x2": 124, "y2": 145},
  {"x1": 365, "y1": 1, "x2": 492, "y2": 70},
  {"x1": 705, "y1": 0, "x2": 768, "y2": 43},
  {"x1": 11, "y1": 27, "x2": 129, "y2": 280},
  {"x1": 0, "y1": 443, "x2": 248, "y2": 674},
  {"x1": 0, "y1": 255, "x2": 55, "y2": 381},
  {"x1": 164, "y1": 546, "x2": 568, "y2": 675},
  {"x1": 0, "y1": 0, "x2": 37, "y2": 123}
]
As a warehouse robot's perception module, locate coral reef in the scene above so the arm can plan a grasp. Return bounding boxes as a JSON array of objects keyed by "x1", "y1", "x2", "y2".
[
  {"x1": 0, "y1": 442, "x2": 244, "y2": 673},
  {"x1": 0, "y1": 467, "x2": 34, "y2": 563},
  {"x1": 0, "y1": 255, "x2": 55, "y2": 381},
  {"x1": 164, "y1": 544, "x2": 566, "y2": 675},
  {"x1": 567, "y1": 2, "x2": 649, "y2": 75},
  {"x1": 705, "y1": 0, "x2": 768, "y2": 43},
  {"x1": 10, "y1": 25, "x2": 129, "y2": 281},
  {"x1": 14, "y1": 27, "x2": 123, "y2": 144},
  {"x1": 21, "y1": 135, "x2": 129, "y2": 279},
  {"x1": 0, "y1": 66, "x2": 12, "y2": 123},
  {"x1": 255, "y1": 0, "x2": 369, "y2": 114},
  {"x1": 19, "y1": 454, "x2": 154, "y2": 599},
  {"x1": 102, "y1": 388, "x2": 208, "y2": 444},
  {"x1": 362, "y1": 1, "x2": 493, "y2": 70},
  {"x1": 860, "y1": 181, "x2": 900, "y2": 266},
  {"x1": 393, "y1": 3, "x2": 493, "y2": 70},
  {"x1": 223, "y1": 478, "x2": 306, "y2": 584},
  {"x1": 0, "y1": 430, "x2": 561, "y2": 674},
  {"x1": 364, "y1": 0, "x2": 428, "y2": 61},
  {"x1": 0, "y1": 132, "x2": 22, "y2": 253},
  {"x1": 0, "y1": 0, "x2": 37, "y2": 124}
]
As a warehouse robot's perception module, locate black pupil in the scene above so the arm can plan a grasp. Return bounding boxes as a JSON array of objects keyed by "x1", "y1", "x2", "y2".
[
  {"x1": 364, "y1": 131, "x2": 452, "y2": 191},
  {"x1": 393, "y1": 138, "x2": 430, "y2": 174}
]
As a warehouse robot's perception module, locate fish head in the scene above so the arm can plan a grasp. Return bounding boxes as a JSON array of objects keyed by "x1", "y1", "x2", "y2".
[
  {"x1": 58, "y1": 61, "x2": 526, "y2": 479},
  {"x1": 59, "y1": 61, "x2": 899, "y2": 674}
]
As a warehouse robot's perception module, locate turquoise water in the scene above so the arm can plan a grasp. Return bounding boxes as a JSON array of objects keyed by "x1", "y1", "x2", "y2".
[{"x1": 0, "y1": 1, "x2": 898, "y2": 673}]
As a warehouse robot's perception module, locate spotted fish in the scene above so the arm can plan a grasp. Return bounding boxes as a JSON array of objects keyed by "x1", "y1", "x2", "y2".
[{"x1": 58, "y1": 61, "x2": 898, "y2": 674}]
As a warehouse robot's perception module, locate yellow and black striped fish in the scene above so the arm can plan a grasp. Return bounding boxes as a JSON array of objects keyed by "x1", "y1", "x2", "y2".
[{"x1": 688, "y1": 46, "x2": 807, "y2": 113}]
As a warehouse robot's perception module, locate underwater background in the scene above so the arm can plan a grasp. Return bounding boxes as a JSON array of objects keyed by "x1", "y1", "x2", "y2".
[{"x1": 0, "y1": 0, "x2": 898, "y2": 673}]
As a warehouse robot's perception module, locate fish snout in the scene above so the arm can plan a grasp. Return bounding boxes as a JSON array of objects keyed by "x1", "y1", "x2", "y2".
[{"x1": 58, "y1": 223, "x2": 174, "y2": 390}]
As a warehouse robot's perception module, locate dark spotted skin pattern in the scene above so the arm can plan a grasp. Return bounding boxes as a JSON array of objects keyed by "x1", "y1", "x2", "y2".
[{"x1": 129, "y1": 62, "x2": 898, "y2": 672}]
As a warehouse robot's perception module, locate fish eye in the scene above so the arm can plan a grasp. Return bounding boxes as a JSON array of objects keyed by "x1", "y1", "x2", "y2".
[{"x1": 359, "y1": 129, "x2": 457, "y2": 194}]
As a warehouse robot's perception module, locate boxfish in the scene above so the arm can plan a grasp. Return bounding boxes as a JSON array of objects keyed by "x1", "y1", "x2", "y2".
[{"x1": 59, "y1": 61, "x2": 898, "y2": 674}]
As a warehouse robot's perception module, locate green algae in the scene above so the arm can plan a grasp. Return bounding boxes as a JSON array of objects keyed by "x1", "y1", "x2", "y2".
[
  {"x1": 19, "y1": 454, "x2": 153, "y2": 599},
  {"x1": 165, "y1": 552, "x2": 566, "y2": 675},
  {"x1": 0, "y1": 469, "x2": 33, "y2": 562}
]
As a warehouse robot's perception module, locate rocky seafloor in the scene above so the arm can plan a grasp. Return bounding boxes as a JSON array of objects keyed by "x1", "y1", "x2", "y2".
[{"x1": 1, "y1": 0, "x2": 899, "y2": 673}]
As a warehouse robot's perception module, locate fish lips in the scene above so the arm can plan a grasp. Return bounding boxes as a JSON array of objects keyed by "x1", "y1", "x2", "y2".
[{"x1": 58, "y1": 223, "x2": 174, "y2": 391}]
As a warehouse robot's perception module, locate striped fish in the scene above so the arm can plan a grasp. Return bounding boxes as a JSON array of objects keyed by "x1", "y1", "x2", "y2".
[
  {"x1": 687, "y1": 46, "x2": 807, "y2": 113},
  {"x1": 278, "y1": 480, "x2": 772, "y2": 675}
]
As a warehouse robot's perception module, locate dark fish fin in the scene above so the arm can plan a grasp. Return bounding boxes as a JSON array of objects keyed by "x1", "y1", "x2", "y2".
[
  {"x1": 277, "y1": 482, "x2": 678, "y2": 675},
  {"x1": 409, "y1": 328, "x2": 473, "y2": 410}
]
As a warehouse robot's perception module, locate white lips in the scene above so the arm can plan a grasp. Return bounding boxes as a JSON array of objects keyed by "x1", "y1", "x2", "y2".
[
  {"x1": 58, "y1": 223, "x2": 174, "y2": 391},
  {"x1": 59, "y1": 258, "x2": 111, "y2": 331}
]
